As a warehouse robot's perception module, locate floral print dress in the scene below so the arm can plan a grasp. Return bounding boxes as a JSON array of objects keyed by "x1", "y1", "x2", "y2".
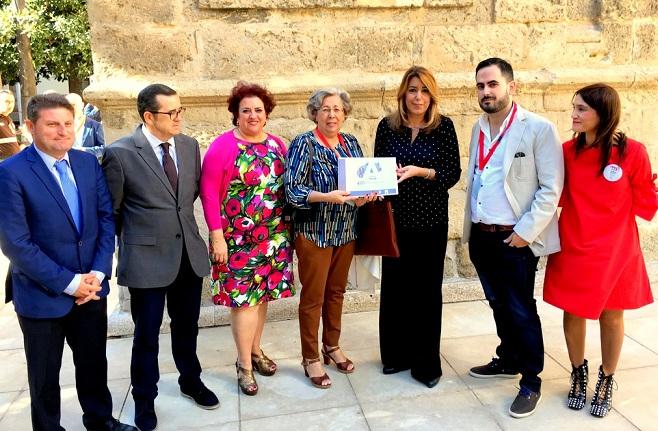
[{"x1": 211, "y1": 138, "x2": 295, "y2": 307}]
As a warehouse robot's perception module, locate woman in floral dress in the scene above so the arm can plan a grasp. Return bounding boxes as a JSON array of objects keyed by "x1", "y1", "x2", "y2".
[{"x1": 200, "y1": 82, "x2": 294, "y2": 396}]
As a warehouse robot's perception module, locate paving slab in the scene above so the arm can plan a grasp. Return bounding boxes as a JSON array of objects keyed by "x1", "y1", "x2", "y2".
[
  {"x1": 471, "y1": 378, "x2": 638, "y2": 431},
  {"x1": 361, "y1": 389, "x2": 502, "y2": 431},
  {"x1": 118, "y1": 366, "x2": 239, "y2": 429},
  {"x1": 242, "y1": 405, "x2": 369, "y2": 431},
  {"x1": 237, "y1": 357, "x2": 358, "y2": 421},
  {"x1": 0, "y1": 379, "x2": 130, "y2": 431}
]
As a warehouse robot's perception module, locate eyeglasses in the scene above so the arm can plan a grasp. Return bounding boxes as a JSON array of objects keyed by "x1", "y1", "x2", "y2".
[
  {"x1": 149, "y1": 107, "x2": 186, "y2": 120},
  {"x1": 319, "y1": 107, "x2": 344, "y2": 116}
]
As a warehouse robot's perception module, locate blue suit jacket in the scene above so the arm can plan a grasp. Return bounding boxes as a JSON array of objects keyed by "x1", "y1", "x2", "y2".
[
  {"x1": 80, "y1": 117, "x2": 105, "y2": 161},
  {"x1": 0, "y1": 145, "x2": 115, "y2": 318}
]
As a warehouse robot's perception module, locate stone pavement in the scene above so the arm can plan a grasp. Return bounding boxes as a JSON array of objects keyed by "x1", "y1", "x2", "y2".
[{"x1": 1, "y1": 254, "x2": 657, "y2": 430}]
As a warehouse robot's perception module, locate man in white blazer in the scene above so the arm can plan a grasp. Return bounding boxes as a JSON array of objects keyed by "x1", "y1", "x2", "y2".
[{"x1": 462, "y1": 58, "x2": 564, "y2": 418}]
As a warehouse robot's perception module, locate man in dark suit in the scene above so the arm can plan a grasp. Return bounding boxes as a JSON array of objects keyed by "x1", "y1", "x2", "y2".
[
  {"x1": 102, "y1": 84, "x2": 218, "y2": 431},
  {"x1": 0, "y1": 94, "x2": 135, "y2": 431}
]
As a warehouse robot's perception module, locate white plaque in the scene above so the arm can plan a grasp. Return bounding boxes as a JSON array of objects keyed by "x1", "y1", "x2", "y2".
[{"x1": 338, "y1": 157, "x2": 398, "y2": 196}]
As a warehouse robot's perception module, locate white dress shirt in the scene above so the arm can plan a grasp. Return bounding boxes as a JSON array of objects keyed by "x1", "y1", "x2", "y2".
[
  {"x1": 470, "y1": 108, "x2": 518, "y2": 225},
  {"x1": 141, "y1": 124, "x2": 178, "y2": 173}
]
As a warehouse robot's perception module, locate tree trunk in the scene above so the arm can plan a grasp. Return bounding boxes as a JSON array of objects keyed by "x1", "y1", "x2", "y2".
[{"x1": 15, "y1": 0, "x2": 37, "y2": 119}]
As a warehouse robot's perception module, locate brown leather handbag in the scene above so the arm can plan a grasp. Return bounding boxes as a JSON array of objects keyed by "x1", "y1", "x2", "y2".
[{"x1": 355, "y1": 200, "x2": 400, "y2": 257}]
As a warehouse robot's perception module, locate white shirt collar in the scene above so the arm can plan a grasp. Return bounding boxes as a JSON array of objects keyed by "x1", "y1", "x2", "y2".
[
  {"x1": 141, "y1": 124, "x2": 175, "y2": 152},
  {"x1": 33, "y1": 143, "x2": 70, "y2": 169},
  {"x1": 478, "y1": 102, "x2": 519, "y2": 141}
]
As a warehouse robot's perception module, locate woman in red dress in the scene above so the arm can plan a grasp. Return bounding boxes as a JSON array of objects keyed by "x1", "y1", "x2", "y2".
[{"x1": 544, "y1": 83, "x2": 657, "y2": 417}]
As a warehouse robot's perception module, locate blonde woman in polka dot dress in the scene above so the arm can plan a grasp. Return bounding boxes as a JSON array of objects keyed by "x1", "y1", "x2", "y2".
[{"x1": 375, "y1": 66, "x2": 461, "y2": 388}]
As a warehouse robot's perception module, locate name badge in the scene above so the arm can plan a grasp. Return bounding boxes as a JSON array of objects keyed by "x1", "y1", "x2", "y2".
[{"x1": 603, "y1": 164, "x2": 623, "y2": 182}]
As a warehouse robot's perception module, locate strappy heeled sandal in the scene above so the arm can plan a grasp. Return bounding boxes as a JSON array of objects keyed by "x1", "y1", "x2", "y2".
[
  {"x1": 301, "y1": 358, "x2": 332, "y2": 389},
  {"x1": 236, "y1": 361, "x2": 258, "y2": 396},
  {"x1": 251, "y1": 349, "x2": 277, "y2": 376},
  {"x1": 322, "y1": 345, "x2": 355, "y2": 374}
]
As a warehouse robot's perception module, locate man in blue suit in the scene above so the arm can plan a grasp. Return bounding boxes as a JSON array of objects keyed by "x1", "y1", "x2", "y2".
[{"x1": 0, "y1": 94, "x2": 135, "y2": 431}]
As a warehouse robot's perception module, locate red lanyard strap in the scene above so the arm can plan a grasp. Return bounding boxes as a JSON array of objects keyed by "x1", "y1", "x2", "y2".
[
  {"x1": 478, "y1": 103, "x2": 518, "y2": 171},
  {"x1": 315, "y1": 128, "x2": 350, "y2": 157}
]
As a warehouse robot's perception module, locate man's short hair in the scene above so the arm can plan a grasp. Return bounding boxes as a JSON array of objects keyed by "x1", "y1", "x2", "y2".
[
  {"x1": 137, "y1": 84, "x2": 177, "y2": 121},
  {"x1": 26, "y1": 94, "x2": 74, "y2": 122},
  {"x1": 475, "y1": 57, "x2": 514, "y2": 82}
]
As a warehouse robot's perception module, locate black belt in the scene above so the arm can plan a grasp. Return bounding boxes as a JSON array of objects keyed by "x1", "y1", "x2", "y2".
[{"x1": 474, "y1": 223, "x2": 515, "y2": 233}]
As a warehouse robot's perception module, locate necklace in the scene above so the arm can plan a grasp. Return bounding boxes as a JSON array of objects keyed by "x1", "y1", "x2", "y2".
[{"x1": 235, "y1": 128, "x2": 266, "y2": 143}]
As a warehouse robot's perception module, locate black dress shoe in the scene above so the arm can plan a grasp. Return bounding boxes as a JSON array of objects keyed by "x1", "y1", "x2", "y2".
[
  {"x1": 411, "y1": 371, "x2": 441, "y2": 388},
  {"x1": 180, "y1": 382, "x2": 220, "y2": 410},
  {"x1": 134, "y1": 398, "x2": 157, "y2": 431},
  {"x1": 88, "y1": 418, "x2": 138, "y2": 431},
  {"x1": 106, "y1": 418, "x2": 139, "y2": 431},
  {"x1": 382, "y1": 365, "x2": 411, "y2": 375}
]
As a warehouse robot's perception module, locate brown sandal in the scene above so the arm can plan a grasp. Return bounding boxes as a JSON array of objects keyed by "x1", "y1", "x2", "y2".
[
  {"x1": 302, "y1": 358, "x2": 332, "y2": 389},
  {"x1": 236, "y1": 362, "x2": 258, "y2": 396},
  {"x1": 322, "y1": 346, "x2": 354, "y2": 374},
  {"x1": 251, "y1": 349, "x2": 277, "y2": 376}
]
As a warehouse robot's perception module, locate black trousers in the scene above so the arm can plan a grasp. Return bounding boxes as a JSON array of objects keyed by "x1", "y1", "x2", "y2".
[
  {"x1": 379, "y1": 225, "x2": 448, "y2": 381},
  {"x1": 128, "y1": 249, "x2": 203, "y2": 402},
  {"x1": 468, "y1": 227, "x2": 544, "y2": 392},
  {"x1": 18, "y1": 298, "x2": 113, "y2": 431}
]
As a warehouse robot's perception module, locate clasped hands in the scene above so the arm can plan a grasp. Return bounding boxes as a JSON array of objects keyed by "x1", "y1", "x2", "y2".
[
  {"x1": 396, "y1": 164, "x2": 431, "y2": 182},
  {"x1": 74, "y1": 273, "x2": 102, "y2": 306}
]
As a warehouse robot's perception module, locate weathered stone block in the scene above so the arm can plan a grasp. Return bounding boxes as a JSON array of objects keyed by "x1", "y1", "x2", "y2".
[
  {"x1": 565, "y1": 0, "x2": 602, "y2": 21},
  {"x1": 90, "y1": 26, "x2": 195, "y2": 78},
  {"x1": 494, "y1": 0, "x2": 566, "y2": 23},
  {"x1": 422, "y1": 25, "x2": 529, "y2": 73},
  {"x1": 633, "y1": 24, "x2": 658, "y2": 64},
  {"x1": 601, "y1": 0, "x2": 657, "y2": 20},
  {"x1": 88, "y1": 0, "x2": 182, "y2": 26},
  {"x1": 601, "y1": 23, "x2": 633, "y2": 64}
]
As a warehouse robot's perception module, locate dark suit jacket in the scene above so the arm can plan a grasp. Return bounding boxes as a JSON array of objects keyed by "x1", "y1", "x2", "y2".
[
  {"x1": 102, "y1": 126, "x2": 210, "y2": 288},
  {"x1": 0, "y1": 145, "x2": 115, "y2": 318}
]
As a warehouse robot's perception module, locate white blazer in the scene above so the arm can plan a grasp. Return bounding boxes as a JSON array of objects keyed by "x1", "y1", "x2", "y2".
[{"x1": 462, "y1": 104, "x2": 564, "y2": 257}]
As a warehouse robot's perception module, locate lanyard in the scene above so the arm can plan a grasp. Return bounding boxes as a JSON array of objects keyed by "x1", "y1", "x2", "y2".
[
  {"x1": 315, "y1": 128, "x2": 350, "y2": 158},
  {"x1": 478, "y1": 103, "x2": 518, "y2": 171}
]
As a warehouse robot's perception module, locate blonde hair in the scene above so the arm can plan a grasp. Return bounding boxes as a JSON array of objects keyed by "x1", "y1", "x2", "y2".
[{"x1": 388, "y1": 66, "x2": 442, "y2": 132}]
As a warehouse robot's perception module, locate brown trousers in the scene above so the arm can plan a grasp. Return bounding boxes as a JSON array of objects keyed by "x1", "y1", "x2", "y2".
[{"x1": 295, "y1": 234, "x2": 355, "y2": 359}]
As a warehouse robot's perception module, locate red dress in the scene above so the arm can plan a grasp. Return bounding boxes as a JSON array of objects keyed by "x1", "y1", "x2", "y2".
[{"x1": 544, "y1": 138, "x2": 657, "y2": 319}]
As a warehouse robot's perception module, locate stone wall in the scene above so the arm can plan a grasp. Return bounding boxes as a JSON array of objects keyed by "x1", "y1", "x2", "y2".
[{"x1": 86, "y1": 1, "x2": 658, "y2": 328}]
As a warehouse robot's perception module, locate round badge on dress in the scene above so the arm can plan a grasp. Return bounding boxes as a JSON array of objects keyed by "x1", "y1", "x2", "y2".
[{"x1": 603, "y1": 164, "x2": 623, "y2": 182}]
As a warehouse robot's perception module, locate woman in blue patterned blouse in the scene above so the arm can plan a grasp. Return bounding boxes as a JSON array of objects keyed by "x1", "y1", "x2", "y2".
[{"x1": 284, "y1": 88, "x2": 375, "y2": 389}]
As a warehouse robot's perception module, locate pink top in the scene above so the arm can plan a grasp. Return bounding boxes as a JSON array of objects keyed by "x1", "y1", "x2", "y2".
[{"x1": 200, "y1": 130, "x2": 287, "y2": 231}]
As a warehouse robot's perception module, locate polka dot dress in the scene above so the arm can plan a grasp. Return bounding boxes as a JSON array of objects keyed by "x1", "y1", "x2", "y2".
[{"x1": 374, "y1": 116, "x2": 461, "y2": 231}]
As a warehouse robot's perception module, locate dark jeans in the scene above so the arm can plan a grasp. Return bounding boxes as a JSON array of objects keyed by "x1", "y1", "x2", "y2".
[
  {"x1": 18, "y1": 298, "x2": 113, "y2": 431},
  {"x1": 129, "y1": 249, "x2": 203, "y2": 402},
  {"x1": 468, "y1": 227, "x2": 544, "y2": 392}
]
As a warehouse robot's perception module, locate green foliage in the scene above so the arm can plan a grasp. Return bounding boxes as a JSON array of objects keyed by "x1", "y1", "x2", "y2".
[{"x1": 0, "y1": 0, "x2": 92, "y2": 85}]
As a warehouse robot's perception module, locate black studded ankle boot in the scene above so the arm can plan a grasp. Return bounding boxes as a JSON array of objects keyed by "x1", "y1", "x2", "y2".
[
  {"x1": 568, "y1": 359, "x2": 588, "y2": 410},
  {"x1": 590, "y1": 365, "x2": 616, "y2": 418}
]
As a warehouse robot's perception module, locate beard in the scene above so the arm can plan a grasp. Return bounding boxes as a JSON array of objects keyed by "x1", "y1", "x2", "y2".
[{"x1": 479, "y1": 92, "x2": 511, "y2": 114}]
